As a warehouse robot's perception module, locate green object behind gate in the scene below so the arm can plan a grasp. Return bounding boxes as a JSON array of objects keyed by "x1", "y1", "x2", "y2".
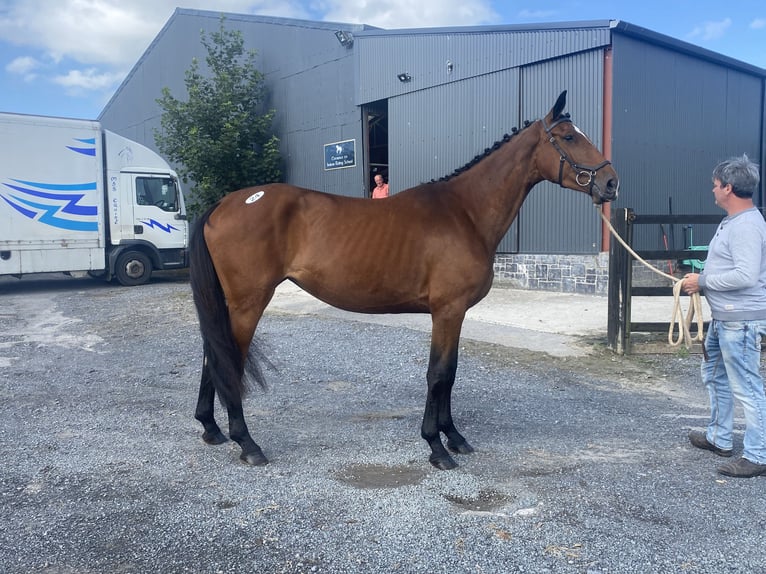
[{"x1": 683, "y1": 245, "x2": 707, "y2": 271}]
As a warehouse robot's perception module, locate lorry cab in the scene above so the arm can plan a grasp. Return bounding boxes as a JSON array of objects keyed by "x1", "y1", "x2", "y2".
[{"x1": 104, "y1": 130, "x2": 189, "y2": 285}]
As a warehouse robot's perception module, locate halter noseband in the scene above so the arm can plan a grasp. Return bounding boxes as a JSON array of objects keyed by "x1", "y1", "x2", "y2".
[{"x1": 542, "y1": 115, "x2": 611, "y2": 193}]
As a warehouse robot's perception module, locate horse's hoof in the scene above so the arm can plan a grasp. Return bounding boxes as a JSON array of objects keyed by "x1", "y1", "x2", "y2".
[
  {"x1": 202, "y1": 430, "x2": 228, "y2": 445},
  {"x1": 447, "y1": 440, "x2": 475, "y2": 455},
  {"x1": 429, "y1": 454, "x2": 458, "y2": 471},
  {"x1": 240, "y1": 451, "x2": 269, "y2": 466}
]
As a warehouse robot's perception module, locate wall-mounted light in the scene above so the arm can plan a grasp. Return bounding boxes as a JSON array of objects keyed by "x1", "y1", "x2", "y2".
[
  {"x1": 334, "y1": 30, "x2": 353, "y2": 48},
  {"x1": 397, "y1": 72, "x2": 412, "y2": 83},
  {"x1": 446, "y1": 60, "x2": 454, "y2": 74}
]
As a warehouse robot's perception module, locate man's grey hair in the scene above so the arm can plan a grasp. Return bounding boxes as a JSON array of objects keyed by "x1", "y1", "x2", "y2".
[{"x1": 712, "y1": 154, "x2": 761, "y2": 198}]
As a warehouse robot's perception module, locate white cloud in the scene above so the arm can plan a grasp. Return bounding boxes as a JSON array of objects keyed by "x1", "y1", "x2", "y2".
[
  {"x1": 751, "y1": 18, "x2": 766, "y2": 30},
  {"x1": 53, "y1": 68, "x2": 127, "y2": 94},
  {"x1": 0, "y1": 1, "x2": 312, "y2": 69},
  {"x1": 320, "y1": 0, "x2": 498, "y2": 29},
  {"x1": 0, "y1": 0, "x2": 314, "y2": 98},
  {"x1": 6, "y1": 56, "x2": 40, "y2": 80},
  {"x1": 687, "y1": 18, "x2": 732, "y2": 42}
]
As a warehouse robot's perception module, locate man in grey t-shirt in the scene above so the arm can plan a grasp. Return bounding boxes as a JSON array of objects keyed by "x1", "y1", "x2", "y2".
[{"x1": 683, "y1": 154, "x2": 766, "y2": 478}]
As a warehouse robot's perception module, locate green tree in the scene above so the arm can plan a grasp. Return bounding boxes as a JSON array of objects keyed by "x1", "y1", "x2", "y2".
[{"x1": 155, "y1": 17, "x2": 282, "y2": 215}]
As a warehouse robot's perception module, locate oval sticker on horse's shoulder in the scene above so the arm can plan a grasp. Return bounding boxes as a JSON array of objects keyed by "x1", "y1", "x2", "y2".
[{"x1": 245, "y1": 191, "x2": 265, "y2": 204}]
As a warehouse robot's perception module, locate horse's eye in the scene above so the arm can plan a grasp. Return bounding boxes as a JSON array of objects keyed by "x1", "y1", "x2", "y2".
[{"x1": 563, "y1": 134, "x2": 575, "y2": 142}]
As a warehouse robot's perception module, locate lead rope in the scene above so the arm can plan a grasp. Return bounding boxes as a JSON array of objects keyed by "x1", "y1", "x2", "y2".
[{"x1": 597, "y1": 206, "x2": 705, "y2": 350}]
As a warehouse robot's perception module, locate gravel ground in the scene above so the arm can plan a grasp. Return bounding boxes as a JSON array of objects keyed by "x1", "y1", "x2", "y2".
[{"x1": 1, "y1": 273, "x2": 765, "y2": 574}]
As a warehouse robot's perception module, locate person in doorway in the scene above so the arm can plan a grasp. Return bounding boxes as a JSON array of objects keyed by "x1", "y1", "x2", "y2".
[
  {"x1": 682, "y1": 154, "x2": 766, "y2": 478},
  {"x1": 372, "y1": 174, "x2": 389, "y2": 199}
]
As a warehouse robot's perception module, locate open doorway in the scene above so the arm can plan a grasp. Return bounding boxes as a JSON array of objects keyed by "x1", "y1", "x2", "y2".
[{"x1": 363, "y1": 99, "x2": 388, "y2": 197}]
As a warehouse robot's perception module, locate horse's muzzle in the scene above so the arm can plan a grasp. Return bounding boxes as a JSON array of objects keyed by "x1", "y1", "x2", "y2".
[{"x1": 591, "y1": 175, "x2": 619, "y2": 204}]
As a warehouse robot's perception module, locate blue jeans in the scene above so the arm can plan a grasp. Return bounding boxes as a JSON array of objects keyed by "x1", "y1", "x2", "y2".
[{"x1": 701, "y1": 319, "x2": 766, "y2": 464}]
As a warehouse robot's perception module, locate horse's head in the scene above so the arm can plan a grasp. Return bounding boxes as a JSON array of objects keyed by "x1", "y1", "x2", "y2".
[{"x1": 537, "y1": 91, "x2": 619, "y2": 204}]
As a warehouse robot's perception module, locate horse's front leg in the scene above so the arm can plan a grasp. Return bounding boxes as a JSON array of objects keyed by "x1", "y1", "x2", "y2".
[
  {"x1": 422, "y1": 311, "x2": 474, "y2": 470},
  {"x1": 194, "y1": 349, "x2": 228, "y2": 445}
]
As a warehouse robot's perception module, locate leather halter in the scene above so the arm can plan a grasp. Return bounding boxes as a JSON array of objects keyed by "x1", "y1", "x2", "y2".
[{"x1": 542, "y1": 115, "x2": 611, "y2": 193}]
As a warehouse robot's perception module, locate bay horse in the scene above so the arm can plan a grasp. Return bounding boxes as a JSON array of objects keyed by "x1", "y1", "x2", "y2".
[{"x1": 189, "y1": 90, "x2": 619, "y2": 470}]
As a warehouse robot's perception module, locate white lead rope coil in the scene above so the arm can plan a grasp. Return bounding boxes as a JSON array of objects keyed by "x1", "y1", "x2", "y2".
[{"x1": 597, "y1": 206, "x2": 705, "y2": 349}]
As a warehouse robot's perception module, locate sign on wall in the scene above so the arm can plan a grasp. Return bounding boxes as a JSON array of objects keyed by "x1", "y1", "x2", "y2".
[{"x1": 324, "y1": 139, "x2": 356, "y2": 170}]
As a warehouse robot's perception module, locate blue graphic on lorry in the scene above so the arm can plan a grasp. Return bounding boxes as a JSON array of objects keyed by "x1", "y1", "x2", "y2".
[
  {"x1": 0, "y1": 138, "x2": 99, "y2": 232},
  {"x1": 140, "y1": 219, "x2": 179, "y2": 233},
  {"x1": 67, "y1": 138, "x2": 97, "y2": 156},
  {"x1": 1, "y1": 180, "x2": 98, "y2": 232}
]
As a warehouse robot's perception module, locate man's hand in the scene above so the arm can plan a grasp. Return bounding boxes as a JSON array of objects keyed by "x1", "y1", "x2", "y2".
[{"x1": 682, "y1": 273, "x2": 701, "y2": 294}]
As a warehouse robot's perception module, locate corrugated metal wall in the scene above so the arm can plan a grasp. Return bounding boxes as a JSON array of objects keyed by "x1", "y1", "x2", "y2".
[
  {"x1": 271, "y1": 50, "x2": 363, "y2": 195},
  {"x1": 519, "y1": 49, "x2": 606, "y2": 254},
  {"x1": 611, "y1": 33, "x2": 764, "y2": 250},
  {"x1": 356, "y1": 27, "x2": 611, "y2": 105},
  {"x1": 100, "y1": 9, "x2": 367, "y2": 197},
  {"x1": 387, "y1": 68, "x2": 521, "y2": 186}
]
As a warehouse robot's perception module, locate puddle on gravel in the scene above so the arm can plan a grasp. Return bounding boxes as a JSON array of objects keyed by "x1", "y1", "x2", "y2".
[
  {"x1": 335, "y1": 463, "x2": 427, "y2": 489},
  {"x1": 443, "y1": 489, "x2": 514, "y2": 512}
]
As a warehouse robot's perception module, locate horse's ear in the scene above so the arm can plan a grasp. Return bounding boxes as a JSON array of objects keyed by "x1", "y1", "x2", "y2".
[{"x1": 551, "y1": 90, "x2": 567, "y2": 119}]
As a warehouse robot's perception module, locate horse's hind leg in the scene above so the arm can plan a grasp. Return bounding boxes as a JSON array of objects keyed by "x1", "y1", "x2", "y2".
[
  {"x1": 197, "y1": 368, "x2": 267, "y2": 467},
  {"x1": 194, "y1": 345, "x2": 228, "y2": 445},
  {"x1": 224, "y1": 291, "x2": 274, "y2": 466},
  {"x1": 227, "y1": 397, "x2": 268, "y2": 466},
  {"x1": 422, "y1": 310, "x2": 474, "y2": 470}
]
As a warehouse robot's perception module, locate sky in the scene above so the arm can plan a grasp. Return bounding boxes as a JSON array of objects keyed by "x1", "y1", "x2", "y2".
[{"x1": 0, "y1": 0, "x2": 764, "y2": 120}]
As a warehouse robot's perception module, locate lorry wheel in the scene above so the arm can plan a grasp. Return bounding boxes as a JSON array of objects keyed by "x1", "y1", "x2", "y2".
[{"x1": 115, "y1": 251, "x2": 152, "y2": 286}]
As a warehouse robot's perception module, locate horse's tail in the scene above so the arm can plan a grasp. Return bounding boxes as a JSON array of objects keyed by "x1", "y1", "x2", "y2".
[{"x1": 189, "y1": 205, "x2": 266, "y2": 407}]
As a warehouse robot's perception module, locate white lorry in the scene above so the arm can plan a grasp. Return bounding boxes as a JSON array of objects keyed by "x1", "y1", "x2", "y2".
[{"x1": 0, "y1": 112, "x2": 188, "y2": 285}]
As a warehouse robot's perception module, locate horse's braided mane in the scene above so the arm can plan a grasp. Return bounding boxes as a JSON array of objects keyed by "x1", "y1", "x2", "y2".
[{"x1": 428, "y1": 119, "x2": 537, "y2": 184}]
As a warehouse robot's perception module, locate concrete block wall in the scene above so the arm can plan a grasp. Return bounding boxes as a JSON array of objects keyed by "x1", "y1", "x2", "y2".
[
  {"x1": 493, "y1": 253, "x2": 610, "y2": 295},
  {"x1": 630, "y1": 260, "x2": 681, "y2": 287}
]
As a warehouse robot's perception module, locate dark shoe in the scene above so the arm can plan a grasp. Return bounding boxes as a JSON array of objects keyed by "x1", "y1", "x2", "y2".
[
  {"x1": 718, "y1": 457, "x2": 766, "y2": 478},
  {"x1": 688, "y1": 430, "x2": 733, "y2": 457}
]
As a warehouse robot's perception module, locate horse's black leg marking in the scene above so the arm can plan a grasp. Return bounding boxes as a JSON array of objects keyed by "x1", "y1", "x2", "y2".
[
  {"x1": 442, "y1": 390, "x2": 474, "y2": 455},
  {"x1": 226, "y1": 398, "x2": 268, "y2": 466},
  {"x1": 422, "y1": 312, "x2": 473, "y2": 470},
  {"x1": 422, "y1": 381, "x2": 456, "y2": 470},
  {"x1": 194, "y1": 352, "x2": 228, "y2": 445}
]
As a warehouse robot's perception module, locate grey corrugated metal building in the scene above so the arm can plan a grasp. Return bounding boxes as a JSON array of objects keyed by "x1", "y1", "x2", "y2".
[{"x1": 99, "y1": 9, "x2": 766, "y2": 293}]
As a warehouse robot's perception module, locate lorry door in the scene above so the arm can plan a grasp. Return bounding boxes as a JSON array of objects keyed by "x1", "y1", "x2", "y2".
[{"x1": 125, "y1": 173, "x2": 186, "y2": 249}]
